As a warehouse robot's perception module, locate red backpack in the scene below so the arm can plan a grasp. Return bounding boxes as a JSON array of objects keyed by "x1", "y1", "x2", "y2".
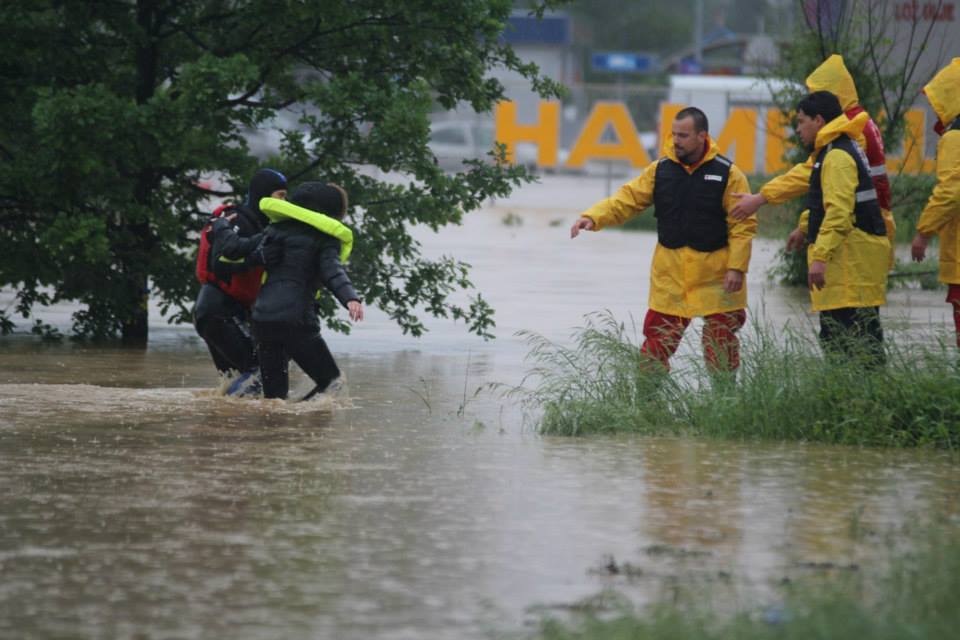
[{"x1": 195, "y1": 204, "x2": 264, "y2": 307}]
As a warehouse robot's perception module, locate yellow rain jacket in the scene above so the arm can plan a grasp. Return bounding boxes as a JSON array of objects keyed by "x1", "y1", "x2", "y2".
[
  {"x1": 802, "y1": 113, "x2": 890, "y2": 311},
  {"x1": 916, "y1": 58, "x2": 960, "y2": 284},
  {"x1": 581, "y1": 137, "x2": 756, "y2": 318},
  {"x1": 762, "y1": 55, "x2": 896, "y2": 263},
  {"x1": 807, "y1": 54, "x2": 860, "y2": 112}
]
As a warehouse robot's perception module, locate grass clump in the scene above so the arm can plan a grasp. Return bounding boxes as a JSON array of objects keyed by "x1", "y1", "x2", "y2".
[
  {"x1": 888, "y1": 259, "x2": 941, "y2": 290},
  {"x1": 513, "y1": 311, "x2": 960, "y2": 448},
  {"x1": 533, "y1": 529, "x2": 960, "y2": 640}
]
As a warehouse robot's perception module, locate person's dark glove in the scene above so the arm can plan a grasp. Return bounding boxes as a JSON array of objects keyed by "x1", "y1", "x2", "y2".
[{"x1": 210, "y1": 216, "x2": 232, "y2": 234}]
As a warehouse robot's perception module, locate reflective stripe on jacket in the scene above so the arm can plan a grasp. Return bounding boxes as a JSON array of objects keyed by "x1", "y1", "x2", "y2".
[{"x1": 806, "y1": 134, "x2": 886, "y2": 243}]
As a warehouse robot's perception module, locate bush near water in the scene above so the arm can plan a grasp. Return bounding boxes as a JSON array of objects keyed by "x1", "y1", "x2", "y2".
[{"x1": 513, "y1": 312, "x2": 960, "y2": 448}]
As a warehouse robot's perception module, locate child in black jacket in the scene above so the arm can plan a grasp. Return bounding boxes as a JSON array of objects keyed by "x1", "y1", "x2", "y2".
[{"x1": 252, "y1": 182, "x2": 363, "y2": 400}]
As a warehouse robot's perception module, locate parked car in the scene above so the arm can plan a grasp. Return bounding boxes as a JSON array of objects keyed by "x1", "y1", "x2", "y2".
[{"x1": 428, "y1": 120, "x2": 539, "y2": 173}]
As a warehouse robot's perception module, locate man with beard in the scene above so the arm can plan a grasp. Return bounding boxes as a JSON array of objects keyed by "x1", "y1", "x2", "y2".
[{"x1": 570, "y1": 107, "x2": 757, "y2": 377}]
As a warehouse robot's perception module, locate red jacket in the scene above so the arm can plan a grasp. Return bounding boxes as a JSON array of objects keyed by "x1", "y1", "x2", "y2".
[
  {"x1": 847, "y1": 105, "x2": 891, "y2": 210},
  {"x1": 195, "y1": 203, "x2": 264, "y2": 308}
]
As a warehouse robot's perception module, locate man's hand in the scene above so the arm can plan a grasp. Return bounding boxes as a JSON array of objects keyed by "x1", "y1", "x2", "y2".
[
  {"x1": 808, "y1": 260, "x2": 826, "y2": 290},
  {"x1": 347, "y1": 300, "x2": 364, "y2": 322},
  {"x1": 786, "y1": 228, "x2": 807, "y2": 252},
  {"x1": 911, "y1": 232, "x2": 930, "y2": 262},
  {"x1": 210, "y1": 216, "x2": 233, "y2": 233},
  {"x1": 729, "y1": 193, "x2": 766, "y2": 221},
  {"x1": 723, "y1": 269, "x2": 744, "y2": 293},
  {"x1": 570, "y1": 217, "x2": 595, "y2": 238}
]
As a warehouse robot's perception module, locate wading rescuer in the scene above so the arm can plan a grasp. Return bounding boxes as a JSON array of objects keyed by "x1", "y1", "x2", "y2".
[
  {"x1": 251, "y1": 182, "x2": 363, "y2": 401},
  {"x1": 730, "y1": 55, "x2": 897, "y2": 267},
  {"x1": 194, "y1": 168, "x2": 288, "y2": 396},
  {"x1": 789, "y1": 91, "x2": 890, "y2": 366},
  {"x1": 912, "y1": 58, "x2": 960, "y2": 346},
  {"x1": 570, "y1": 107, "x2": 757, "y2": 375}
]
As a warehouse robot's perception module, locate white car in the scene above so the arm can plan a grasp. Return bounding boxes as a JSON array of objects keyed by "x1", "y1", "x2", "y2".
[{"x1": 428, "y1": 120, "x2": 539, "y2": 173}]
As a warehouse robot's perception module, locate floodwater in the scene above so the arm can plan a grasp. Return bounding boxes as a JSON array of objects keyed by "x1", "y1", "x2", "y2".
[{"x1": 1, "y1": 175, "x2": 959, "y2": 639}]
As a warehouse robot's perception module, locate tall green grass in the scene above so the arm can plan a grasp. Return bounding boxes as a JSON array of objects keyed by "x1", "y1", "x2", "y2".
[
  {"x1": 512, "y1": 312, "x2": 960, "y2": 448},
  {"x1": 533, "y1": 529, "x2": 960, "y2": 640}
]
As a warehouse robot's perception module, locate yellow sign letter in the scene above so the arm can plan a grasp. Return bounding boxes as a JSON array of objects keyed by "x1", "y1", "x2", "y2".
[
  {"x1": 714, "y1": 108, "x2": 758, "y2": 173},
  {"x1": 494, "y1": 100, "x2": 560, "y2": 167},
  {"x1": 566, "y1": 102, "x2": 651, "y2": 168}
]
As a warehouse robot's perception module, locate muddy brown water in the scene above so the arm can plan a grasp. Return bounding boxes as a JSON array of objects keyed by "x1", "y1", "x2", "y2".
[{"x1": 2, "y1": 181, "x2": 958, "y2": 639}]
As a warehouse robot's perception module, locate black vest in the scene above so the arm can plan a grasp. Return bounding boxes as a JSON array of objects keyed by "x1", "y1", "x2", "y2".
[
  {"x1": 806, "y1": 134, "x2": 886, "y2": 243},
  {"x1": 653, "y1": 153, "x2": 732, "y2": 252}
]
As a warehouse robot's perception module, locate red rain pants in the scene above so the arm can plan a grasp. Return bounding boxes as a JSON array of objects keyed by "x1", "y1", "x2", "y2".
[
  {"x1": 641, "y1": 308, "x2": 747, "y2": 372},
  {"x1": 947, "y1": 285, "x2": 960, "y2": 348}
]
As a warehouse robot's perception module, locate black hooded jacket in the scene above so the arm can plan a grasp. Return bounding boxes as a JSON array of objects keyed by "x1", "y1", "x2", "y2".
[
  {"x1": 251, "y1": 220, "x2": 359, "y2": 328},
  {"x1": 209, "y1": 168, "x2": 287, "y2": 278}
]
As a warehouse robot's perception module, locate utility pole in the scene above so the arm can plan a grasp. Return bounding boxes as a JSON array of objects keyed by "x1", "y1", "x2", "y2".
[{"x1": 693, "y1": 0, "x2": 704, "y2": 65}]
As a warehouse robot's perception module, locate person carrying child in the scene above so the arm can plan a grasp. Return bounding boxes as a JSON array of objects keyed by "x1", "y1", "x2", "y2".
[{"x1": 194, "y1": 168, "x2": 288, "y2": 395}]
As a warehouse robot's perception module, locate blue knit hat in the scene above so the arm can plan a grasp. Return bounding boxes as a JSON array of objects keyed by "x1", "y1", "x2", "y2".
[{"x1": 246, "y1": 168, "x2": 288, "y2": 217}]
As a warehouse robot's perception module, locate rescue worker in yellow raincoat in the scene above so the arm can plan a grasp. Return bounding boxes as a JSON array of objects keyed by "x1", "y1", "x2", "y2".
[
  {"x1": 730, "y1": 55, "x2": 896, "y2": 266},
  {"x1": 570, "y1": 107, "x2": 757, "y2": 373},
  {"x1": 911, "y1": 58, "x2": 960, "y2": 346},
  {"x1": 792, "y1": 91, "x2": 890, "y2": 366}
]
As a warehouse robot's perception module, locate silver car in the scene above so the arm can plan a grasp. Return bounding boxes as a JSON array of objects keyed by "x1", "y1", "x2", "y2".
[{"x1": 428, "y1": 120, "x2": 538, "y2": 172}]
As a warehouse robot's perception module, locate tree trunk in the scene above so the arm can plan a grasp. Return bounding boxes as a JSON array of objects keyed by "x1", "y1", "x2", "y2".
[
  {"x1": 119, "y1": 0, "x2": 158, "y2": 349},
  {"x1": 121, "y1": 272, "x2": 149, "y2": 347}
]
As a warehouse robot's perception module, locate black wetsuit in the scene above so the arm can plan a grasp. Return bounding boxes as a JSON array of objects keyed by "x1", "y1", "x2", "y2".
[
  {"x1": 193, "y1": 169, "x2": 288, "y2": 377},
  {"x1": 193, "y1": 203, "x2": 266, "y2": 374}
]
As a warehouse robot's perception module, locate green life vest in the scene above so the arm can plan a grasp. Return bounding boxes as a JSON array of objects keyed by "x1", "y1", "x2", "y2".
[{"x1": 259, "y1": 197, "x2": 354, "y2": 262}]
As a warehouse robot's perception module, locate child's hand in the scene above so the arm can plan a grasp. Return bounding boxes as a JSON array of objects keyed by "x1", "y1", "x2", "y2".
[{"x1": 348, "y1": 300, "x2": 363, "y2": 322}]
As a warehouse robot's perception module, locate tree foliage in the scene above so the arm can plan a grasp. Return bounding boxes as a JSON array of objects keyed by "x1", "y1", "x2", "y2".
[
  {"x1": 761, "y1": 0, "x2": 950, "y2": 285},
  {"x1": 0, "y1": 0, "x2": 565, "y2": 344},
  {"x1": 766, "y1": 0, "x2": 952, "y2": 157}
]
